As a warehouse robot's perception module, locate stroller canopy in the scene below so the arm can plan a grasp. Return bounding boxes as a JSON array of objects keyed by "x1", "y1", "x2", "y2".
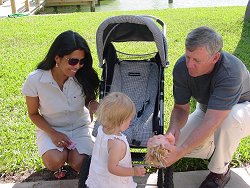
[{"x1": 96, "y1": 15, "x2": 168, "y2": 67}]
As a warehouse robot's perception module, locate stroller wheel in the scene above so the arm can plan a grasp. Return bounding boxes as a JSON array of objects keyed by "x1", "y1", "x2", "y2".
[
  {"x1": 78, "y1": 155, "x2": 91, "y2": 188},
  {"x1": 163, "y1": 166, "x2": 174, "y2": 188},
  {"x1": 157, "y1": 168, "x2": 164, "y2": 188}
]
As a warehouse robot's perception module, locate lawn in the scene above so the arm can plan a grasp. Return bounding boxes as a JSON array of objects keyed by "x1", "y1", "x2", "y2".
[{"x1": 0, "y1": 6, "x2": 249, "y2": 174}]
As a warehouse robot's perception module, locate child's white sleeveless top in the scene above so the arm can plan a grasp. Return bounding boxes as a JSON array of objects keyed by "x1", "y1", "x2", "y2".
[{"x1": 86, "y1": 126, "x2": 137, "y2": 188}]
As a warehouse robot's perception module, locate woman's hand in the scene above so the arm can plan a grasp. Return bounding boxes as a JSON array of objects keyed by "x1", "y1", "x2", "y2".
[
  {"x1": 88, "y1": 100, "x2": 99, "y2": 121},
  {"x1": 50, "y1": 131, "x2": 71, "y2": 148}
]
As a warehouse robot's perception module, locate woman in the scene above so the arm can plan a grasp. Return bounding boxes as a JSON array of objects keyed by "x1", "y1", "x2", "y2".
[{"x1": 22, "y1": 30, "x2": 99, "y2": 178}]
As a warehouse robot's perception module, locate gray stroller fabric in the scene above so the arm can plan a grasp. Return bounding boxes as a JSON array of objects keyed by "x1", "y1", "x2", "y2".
[
  {"x1": 93, "y1": 60, "x2": 159, "y2": 146},
  {"x1": 96, "y1": 15, "x2": 168, "y2": 68}
]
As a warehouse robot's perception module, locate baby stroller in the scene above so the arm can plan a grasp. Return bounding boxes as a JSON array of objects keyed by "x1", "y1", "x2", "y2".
[{"x1": 78, "y1": 15, "x2": 173, "y2": 188}]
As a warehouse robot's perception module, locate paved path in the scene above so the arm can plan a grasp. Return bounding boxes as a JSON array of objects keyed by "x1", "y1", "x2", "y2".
[
  {"x1": 1, "y1": 168, "x2": 249, "y2": 188},
  {"x1": 0, "y1": 0, "x2": 45, "y2": 18}
]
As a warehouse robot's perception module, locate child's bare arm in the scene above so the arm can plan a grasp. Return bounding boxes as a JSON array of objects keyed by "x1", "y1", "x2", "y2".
[{"x1": 107, "y1": 138, "x2": 146, "y2": 177}]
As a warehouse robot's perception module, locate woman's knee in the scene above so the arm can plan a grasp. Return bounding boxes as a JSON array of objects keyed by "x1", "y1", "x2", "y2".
[
  {"x1": 68, "y1": 152, "x2": 86, "y2": 172},
  {"x1": 42, "y1": 150, "x2": 68, "y2": 171},
  {"x1": 68, "y1": 160, "x2": 82, "y2": 172}
]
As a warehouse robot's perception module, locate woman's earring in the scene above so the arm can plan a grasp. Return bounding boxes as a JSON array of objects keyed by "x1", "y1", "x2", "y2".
[{"x1": 56, "y1": 63, "x2": 59, "y2": 68}]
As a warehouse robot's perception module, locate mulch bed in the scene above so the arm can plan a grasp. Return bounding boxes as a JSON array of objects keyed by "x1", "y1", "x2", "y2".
[{"x1": 0, "y1": 165, "x2": 79, "y2": 183}]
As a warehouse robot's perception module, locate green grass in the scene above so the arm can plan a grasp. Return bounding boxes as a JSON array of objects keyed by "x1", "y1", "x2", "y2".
[{"x1": 0, "y1": 6, "x2": 249, "y2": 174}]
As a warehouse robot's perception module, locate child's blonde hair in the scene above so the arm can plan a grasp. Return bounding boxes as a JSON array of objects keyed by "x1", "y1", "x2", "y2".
[{"x1": 96, "y1": 92, "x2": 136, "y2": 133}]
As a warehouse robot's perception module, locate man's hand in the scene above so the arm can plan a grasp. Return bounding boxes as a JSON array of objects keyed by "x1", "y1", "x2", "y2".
[
  {"x1": 163, "y1": 145, "x2": 184, "y2": 167},
  {"x1": 166, "y1": 126, "x2": 180, "y2": 143}
]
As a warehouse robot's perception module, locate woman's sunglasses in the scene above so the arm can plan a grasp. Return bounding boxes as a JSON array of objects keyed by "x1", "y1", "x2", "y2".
[{"x1": 64, "y1": 57, "x2": 86, "y2": 66}]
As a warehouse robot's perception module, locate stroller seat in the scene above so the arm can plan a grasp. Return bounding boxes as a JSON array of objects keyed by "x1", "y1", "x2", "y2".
[
  {"x1": 112, "y1": 60, "x2": 158, "y2": 146},
  {"x1": 93, "y1": 59, "x2": 159, "y2": 146}
]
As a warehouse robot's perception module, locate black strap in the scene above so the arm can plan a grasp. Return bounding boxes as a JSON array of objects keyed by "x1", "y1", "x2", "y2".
[
  {"x1": 100, "y1": 43, "x2": 119, "y2": 99},
  {"x1": 137, "y1": 99, "x2": 150, "y2": 118}
]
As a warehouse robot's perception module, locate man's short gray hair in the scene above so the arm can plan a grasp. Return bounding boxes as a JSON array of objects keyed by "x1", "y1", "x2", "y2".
[{"x1": 185, "y1": 26, "x2": 223, "y2": 55}]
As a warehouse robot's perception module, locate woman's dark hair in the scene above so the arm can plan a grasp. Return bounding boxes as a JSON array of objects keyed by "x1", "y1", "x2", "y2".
[{"x1": 37, "y1": 30, "x2": 99, "y2": 103}]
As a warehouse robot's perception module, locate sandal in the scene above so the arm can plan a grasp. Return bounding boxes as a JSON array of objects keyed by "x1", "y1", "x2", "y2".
[{"x1": 54, "y1": 167, "x2": 67, "y2": 179}]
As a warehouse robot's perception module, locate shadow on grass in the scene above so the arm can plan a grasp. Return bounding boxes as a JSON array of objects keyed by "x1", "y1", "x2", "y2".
[
  {"x1": 233, "y1": 6, "x2": 250, "y2": 69},
  {"x1": 173, "y1": 158, "x2": 209, "y2": 172}
]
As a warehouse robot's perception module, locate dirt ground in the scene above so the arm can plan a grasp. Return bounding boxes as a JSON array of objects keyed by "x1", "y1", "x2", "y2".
[{"x1": 0, "y1": 165, "x2": 78, "y2": 183}]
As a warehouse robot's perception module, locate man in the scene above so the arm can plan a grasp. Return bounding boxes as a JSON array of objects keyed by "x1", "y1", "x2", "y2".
[{"x1": 164, "y1": 26, "x2": 250, "y2": 187}]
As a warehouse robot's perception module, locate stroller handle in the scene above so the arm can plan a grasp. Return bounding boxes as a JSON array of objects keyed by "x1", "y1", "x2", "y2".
[{"x1": 141, "y1": 15, "x2": 166, "y2": 37}]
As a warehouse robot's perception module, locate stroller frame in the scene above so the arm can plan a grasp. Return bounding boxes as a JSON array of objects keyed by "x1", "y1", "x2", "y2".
[{"x1": 79, "y1": 15, "x2": 173, "y2": 188}]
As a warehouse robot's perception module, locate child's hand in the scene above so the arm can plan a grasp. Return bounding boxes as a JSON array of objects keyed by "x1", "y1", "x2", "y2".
[{"x1": 133, "y1": 165, "x2": 146, "y2": 177}]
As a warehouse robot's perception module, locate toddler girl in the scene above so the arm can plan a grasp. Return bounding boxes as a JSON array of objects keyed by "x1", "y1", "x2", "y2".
[{"x1": 86, "y1": 92, "x2": 146, "y2": 188}]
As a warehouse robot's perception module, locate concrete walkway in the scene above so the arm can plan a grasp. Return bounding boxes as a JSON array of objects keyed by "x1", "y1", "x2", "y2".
[
  {"x1": 0, "y1": 0, "x2": 45, "y2": 18},
  {"x1": 1, "y1": 167, "x2": 249, "y2": 188}
]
